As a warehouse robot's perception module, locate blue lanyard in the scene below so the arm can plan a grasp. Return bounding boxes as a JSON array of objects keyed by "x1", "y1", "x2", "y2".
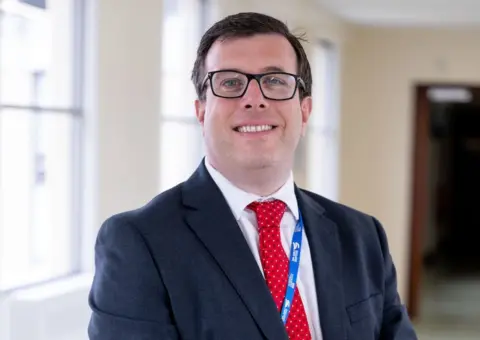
[{"x1": 279, "y1": 211, "x2": 304, "y2": 324}]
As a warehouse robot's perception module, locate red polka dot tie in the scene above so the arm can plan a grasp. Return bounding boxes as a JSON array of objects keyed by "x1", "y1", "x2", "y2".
[{"x1": 248, "y1": 200, "x2": 312, "y2": 340}]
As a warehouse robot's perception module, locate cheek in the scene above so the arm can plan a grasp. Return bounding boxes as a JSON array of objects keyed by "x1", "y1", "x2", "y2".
[
  {"x1": 283, "y1": 105, "x2": 304, "y2": 130},
  {"x1": 205, "y1": 99, "x2": 236, "y2": 128}
]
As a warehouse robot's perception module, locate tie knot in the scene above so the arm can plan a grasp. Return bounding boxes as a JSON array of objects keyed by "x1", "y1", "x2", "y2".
[{"x1": 247, "y1": 199, "x2": 287, "y2": 229}]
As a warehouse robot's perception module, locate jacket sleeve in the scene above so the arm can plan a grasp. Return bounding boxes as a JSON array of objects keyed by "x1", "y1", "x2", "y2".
[
  {"x1": 88, "y1": 215, "x2": 180, "y2": 340},
  {"x1": 373, "y1": 217, "x2": 418, "y2": 340}
]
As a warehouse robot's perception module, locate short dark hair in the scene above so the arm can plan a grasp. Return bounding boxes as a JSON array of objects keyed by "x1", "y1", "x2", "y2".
[{"x1": 191, "y1": 12, "x2": 312, "y2": 101}]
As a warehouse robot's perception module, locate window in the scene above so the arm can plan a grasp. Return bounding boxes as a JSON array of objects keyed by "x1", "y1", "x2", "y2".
[
  {"x1": 0, "y1": 0, "x2": 85, "y2": 290},
  {"x1": 304, "y1": 40, "x2": 340, "y2": 201},
  {"x1": 159, "y1": 0, "x2": 208, "y2": 191}
]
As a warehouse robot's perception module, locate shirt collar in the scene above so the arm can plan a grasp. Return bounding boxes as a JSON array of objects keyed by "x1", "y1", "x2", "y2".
[{"x1": 204, "y1": 157, "x2": 299, "y2": 221}]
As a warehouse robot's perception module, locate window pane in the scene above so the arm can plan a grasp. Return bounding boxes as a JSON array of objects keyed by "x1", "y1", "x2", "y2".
[
  {"x1": 306, "y1": 129, "x2": 339, "y2": 201},
  {"x1": 0, "y1": 0, "x2": 76, "y2": 108},
  {"x1": 160, "y1": 121, "x2": 204, "y2": 191},
  {"x1": 162, "y1": 0, "x2": 200, "y2": 74},
  {"x1": 161, "y1": 0, "x2": 202, "y2": 118},
  {"x1": 160, "y1": 73, "x2": 198, "y2": 118},
  {"x1": 310, "y1": 41, "x2": 338, "y2": 130},
  {"x1": 0, "y1": 109, "x2": 78, "y2": 290},
  {"x1": 306, "y1": 41, "x2": 340, "y2": 201}
]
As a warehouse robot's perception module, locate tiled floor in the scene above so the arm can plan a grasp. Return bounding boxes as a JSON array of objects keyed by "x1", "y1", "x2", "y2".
[{"x1": 414, "y1": 270, "x2": 480, "y2": 339}]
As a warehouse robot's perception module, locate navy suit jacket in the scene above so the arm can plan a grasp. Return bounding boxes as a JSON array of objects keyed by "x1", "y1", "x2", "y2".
[{"x1": 88, "y1": 161, "x2": 417, "y2": 339}]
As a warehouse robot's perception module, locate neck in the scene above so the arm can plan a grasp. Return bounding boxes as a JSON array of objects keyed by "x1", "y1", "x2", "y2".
[{"x1": 207, "y1": 158, "x2": 292, "y2": 197}]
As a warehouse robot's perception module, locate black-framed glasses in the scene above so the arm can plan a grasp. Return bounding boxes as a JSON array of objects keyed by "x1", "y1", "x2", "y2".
[{"x1": 201, "y1": 70, "x2": 306, "y2": 101}]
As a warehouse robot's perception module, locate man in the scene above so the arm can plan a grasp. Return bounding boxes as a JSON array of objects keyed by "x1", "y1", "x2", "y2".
[{"x1": 88, "y1": 12, "x2": 417, "y2": 340}]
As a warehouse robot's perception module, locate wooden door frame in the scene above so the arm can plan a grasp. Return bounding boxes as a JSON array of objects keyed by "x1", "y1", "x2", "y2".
[
  {"x1": 408, "y1": 85, "x2": 429, "y2": 320},
  {"x1": 408, "y1": 83, "x2": 480, "y2": 319}
]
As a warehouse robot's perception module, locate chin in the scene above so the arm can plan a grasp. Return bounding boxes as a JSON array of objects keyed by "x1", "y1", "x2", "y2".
[{"x1": 238, "y1": 155, "x2": 277, "y2": 170}]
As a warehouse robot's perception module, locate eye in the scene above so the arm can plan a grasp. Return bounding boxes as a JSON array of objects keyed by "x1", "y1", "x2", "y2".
[
  {"x1": 263, "y1": 76, "x2": 287, "y2": 86},
  {"x1": 221, "y1": 79, "x2": 244, "y2": 88}
]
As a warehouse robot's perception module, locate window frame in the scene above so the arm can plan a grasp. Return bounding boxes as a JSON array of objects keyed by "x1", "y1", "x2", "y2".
[
  {"x1": 305, "y1": 39, "x2": 340, "y2": 201},
  {"x1": 0, "y1": 0, "x2": 86, "y2": 292},
  {"x1": 159, "y1": 0, "x2": 210, "y2": 192}
]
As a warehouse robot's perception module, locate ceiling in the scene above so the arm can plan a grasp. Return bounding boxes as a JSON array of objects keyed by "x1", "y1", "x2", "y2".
[{"x1": 318, "y1": 0, "x2": 480, "y2": 26}]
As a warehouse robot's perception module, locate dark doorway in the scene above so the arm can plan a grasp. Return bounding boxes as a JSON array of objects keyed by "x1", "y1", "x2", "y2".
[
  {"x1": 424, "y1": 102, "x2": 480, "y2": 274},
  {"x1": 409, "y1": 85, "x2": 480, "y2": 321}
]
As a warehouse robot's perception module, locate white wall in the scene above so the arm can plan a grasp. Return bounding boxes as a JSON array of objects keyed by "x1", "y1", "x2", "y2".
[{"x1": 340, "y1": 25, "x2": 480, "y2": 299}]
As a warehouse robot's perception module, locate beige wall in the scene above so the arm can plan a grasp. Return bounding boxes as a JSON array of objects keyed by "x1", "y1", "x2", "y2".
[
  {"x1": 340, "y1": 26, "x2": 480, "y2": 298},
  {"x1": 96, "y1": 0, "x2": 163, "y2": 225}
]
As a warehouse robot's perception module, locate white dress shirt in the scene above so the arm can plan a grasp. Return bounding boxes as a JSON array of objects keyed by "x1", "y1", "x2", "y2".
[{"x1": 204, "y1": 158, "x2": 323, "y2": 340}]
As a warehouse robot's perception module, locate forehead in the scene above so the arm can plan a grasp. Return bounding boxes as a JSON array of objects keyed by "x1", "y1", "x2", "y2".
[{"x1": 205, "y1": 34, "x2": 298, "y2": 74}]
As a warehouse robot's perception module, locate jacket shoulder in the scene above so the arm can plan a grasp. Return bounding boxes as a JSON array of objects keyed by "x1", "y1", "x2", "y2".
[
  {"x1": 299, "y1": 188, "x2": 387, "y2": 246},
  {"x1": 300, "y1": 189, "x2": 373, "y2": 224},
  {"x1": 100, "y1": 182, "x2": 185, "y2": 237}
]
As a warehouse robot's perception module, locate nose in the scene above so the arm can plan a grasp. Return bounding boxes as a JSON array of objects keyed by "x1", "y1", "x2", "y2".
[{"x1": 242, "y1": 79, "x2": 269, "y2": 110}]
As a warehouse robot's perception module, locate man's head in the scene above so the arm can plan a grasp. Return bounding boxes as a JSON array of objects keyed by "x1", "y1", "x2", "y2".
[{"x1": 192, "y1": 12, "x2": 313, "y2": 188}]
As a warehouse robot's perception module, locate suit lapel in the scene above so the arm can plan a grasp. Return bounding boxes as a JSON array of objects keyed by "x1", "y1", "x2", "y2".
[
  {"x1": 296, "y1": 188, "x2": 347, "y2": 340},
  {"x1": 182, "y1": 161, "x2": 289, "y2": 340}
]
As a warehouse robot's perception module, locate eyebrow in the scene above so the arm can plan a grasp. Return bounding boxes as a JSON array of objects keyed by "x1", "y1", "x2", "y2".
[
  {"x1": 212, "y1": 66, "x2": 288, "y2": 74},
  {"x1": 260, "y1": 66, "x2": 286, "y2": 73}
]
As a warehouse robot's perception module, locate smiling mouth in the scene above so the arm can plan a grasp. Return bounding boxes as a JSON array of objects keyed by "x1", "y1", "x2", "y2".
[{"x1": 234, "y1": 125, "x2": 278, "y2": 133}]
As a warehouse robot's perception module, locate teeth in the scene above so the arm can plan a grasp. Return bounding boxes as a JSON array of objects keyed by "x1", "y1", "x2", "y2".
[{"x1": 237, "y1": 125, "x2": 273, "y2": 133}]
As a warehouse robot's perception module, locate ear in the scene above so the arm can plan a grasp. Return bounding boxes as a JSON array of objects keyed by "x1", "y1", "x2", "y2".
[
  {"x1": 300, "y1": 96, "x2": 312, "y2": 137},
  {"x1": 195, "y1": 99, "x2": 206, "y2": 125}
]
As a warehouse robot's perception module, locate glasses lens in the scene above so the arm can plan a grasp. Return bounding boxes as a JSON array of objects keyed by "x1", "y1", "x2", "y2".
[
  {"x1": 260, "y1": 73, "x2": 297, "y2": 99},
  {"x1": 211, "y1": 71, "x2": 248, "y2": 98}
]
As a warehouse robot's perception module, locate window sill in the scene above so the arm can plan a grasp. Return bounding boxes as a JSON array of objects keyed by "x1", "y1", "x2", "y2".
[
  {"x1": 5, "y1": 272, "x2": 93, "y2": 301},
  {"x1": 1, "y1": 272, "x2": 93, "y2": 340}
]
